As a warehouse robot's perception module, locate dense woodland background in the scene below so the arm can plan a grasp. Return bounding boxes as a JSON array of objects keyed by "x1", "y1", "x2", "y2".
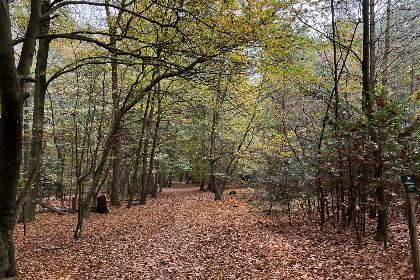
[{"x1": 0, "y1": 0, "x2": 419, "y2": 278}]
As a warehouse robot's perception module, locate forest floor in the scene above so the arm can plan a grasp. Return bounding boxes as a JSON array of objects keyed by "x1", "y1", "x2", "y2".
[{"x1": 14, "y1": 182, "x2": 414, "y2": 280}]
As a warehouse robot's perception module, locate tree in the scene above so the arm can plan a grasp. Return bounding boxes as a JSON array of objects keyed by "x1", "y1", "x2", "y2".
[{"x1": 0, "y1": 0, "x2": 42, "y2": 276}]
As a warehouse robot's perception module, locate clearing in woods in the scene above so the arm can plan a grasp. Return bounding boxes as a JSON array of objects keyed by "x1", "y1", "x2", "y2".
[{"x1": 14, "y1": 182, "x2": 412, "y2": 279}]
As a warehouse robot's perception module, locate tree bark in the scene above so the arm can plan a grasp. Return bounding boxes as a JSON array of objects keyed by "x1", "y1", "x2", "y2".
[
  {"x1": 210, "y1": 108, "x2": 220, "y2": 200},
  {"x1": 407, "y1": 193, "x2": 420, "y2": 280},
  {"x1": 362, "y1": 0, "x2": 388, "y2": 246},
  {"x1": 127, "y1": 95, "x2": 150, "y2": 208},
  {"x1": 381, "y1": 0, "x2": 391, "y2": 87},
  {"x1": 148, "y1": 94, "x2": 162, "y2": 199},
  {"x1": 0, "y1": 0, "x2": 41, "y2": 276},
  {"x1": 106, "y1": 0, "x2": 122, "y2": 207},
  {"x1": 19, "y1": 10, "x2": 51, "y2": 222},
  {"x1": 330, "y1": 0, "x2": 343, "y2": 226},
  {"x1": 140, "y1": 93, "x2": 155, "y2": 204},
  {"x1": 199, "y1": 107, "x2": 207, "y2": 191},
  {"x1": 369, "y1": 0, "x2": 376, "y2": 86}
]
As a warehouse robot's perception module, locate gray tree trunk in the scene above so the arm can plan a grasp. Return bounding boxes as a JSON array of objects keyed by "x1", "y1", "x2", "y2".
[{"x1": 20, "y1": 13, "x2": 51, "y2": 222}]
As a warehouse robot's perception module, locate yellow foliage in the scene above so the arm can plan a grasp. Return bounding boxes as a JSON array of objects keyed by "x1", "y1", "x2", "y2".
[
  {"x1": 410, "y1": 89, "x2": 420, "y2": 102},
  {"x1": 274, "y1": 133, "x2": 286, "y2": 143}
]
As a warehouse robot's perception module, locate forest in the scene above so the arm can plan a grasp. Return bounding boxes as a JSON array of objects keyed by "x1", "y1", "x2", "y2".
[{"x1": 0, "y1": 0, "x2": 419, "y2": 279}]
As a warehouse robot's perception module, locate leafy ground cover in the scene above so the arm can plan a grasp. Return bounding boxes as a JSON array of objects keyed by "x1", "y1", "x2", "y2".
[{"x1": 14, "y1": 183, "x2": 414, "y2": 279}]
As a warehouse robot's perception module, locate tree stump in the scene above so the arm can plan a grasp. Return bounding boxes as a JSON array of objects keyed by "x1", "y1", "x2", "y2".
[{"x1": 96, "y1": 195, "x2": 109, "y2": 214}]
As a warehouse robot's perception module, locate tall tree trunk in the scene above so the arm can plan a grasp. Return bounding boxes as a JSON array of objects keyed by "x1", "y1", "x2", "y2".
[
  {"x1": 0, "y1": 0, "x2": 41, "y2": 276},
  {"x1": 140, "y1": 93, "x2": 156, "y2": 204},
  {"x1": 330, "y1": 0, "x2": 342, "y2": 226},
  {"x1": 110, "y1": 58, "x2": 121, "y2": 206},
  {"x1": 127, "y1": 95, "x2": 150, "y2": 207},
  {"x1": 23, "y1": 98, "x2": 31, "y2": 186},
  {"x1": 19, "y1": 14, "x2": 51, "y2": 222},
  {"x1": 381, "y1": 0, "x2": 391, "y2": 87},
  {"x1": 152, "y1": 161, "x2": 160, "y2": 198},
  {"x1": 0, "y1": 58, "x2": 23, "y2": 280},
  {"x1": 370, "y1": 0, "x2": 388, "y2": 247},
  {"x1": 210, "y1": 61, "x2": 230, "y2": 201},
  {"x1": 362, "y1": 0, "x2": 388, "y2": 246},
  {"x1": 369, "y1": 0, "x2": 376, "y2": 86},
  {"x1": 210, "y1": 108, "x2": 221, "y2": 200},
  {"x1": 106, "y1": 1, "x2": 122, "y2": 207},
  {"x1": 148, "y1": 94, "x2": 162, "y2": 199},
  {"x1": 199, "y1": 106, "x2": 207, "y2": 191}
]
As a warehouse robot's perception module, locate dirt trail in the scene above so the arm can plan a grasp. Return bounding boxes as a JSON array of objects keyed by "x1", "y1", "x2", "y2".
[{"x1": 14, "y1": 183, "x2": 412, "y2": 279}]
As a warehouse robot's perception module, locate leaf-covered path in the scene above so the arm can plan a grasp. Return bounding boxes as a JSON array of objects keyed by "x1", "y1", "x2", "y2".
[{"x1": 14, "y1": 183, "x2": 412, "y2": 279}]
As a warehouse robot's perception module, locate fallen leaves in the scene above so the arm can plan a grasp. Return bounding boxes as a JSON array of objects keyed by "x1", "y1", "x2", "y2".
[{"x1": 13, "y1": 183, "x2": 414, "y2": 279}]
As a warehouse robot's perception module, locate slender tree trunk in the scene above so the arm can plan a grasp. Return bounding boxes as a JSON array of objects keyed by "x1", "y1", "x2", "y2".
[
  {"x1": 287, "y1": 192, "x2": 292, "y2": 226},
  {"x1": 346, "y1": 156, "x2": 355, "y2": 227},
  {"x1": 120, "y1": 171, "x2": 128, "y2": 203},
  {"x1": 210, "y1": 61, "x2": 230, "y2": 201},
  {"x1": 381, "y1": 0, "x2": 391, "y2": 87},
  {"x1": 369, "y1": 0, "x2": 376, "y2": 86},
  {"x1": 127, "y1": 95, "x2": 150, "y2": 208},
  {"x1": 362, "y1": 0, "x2": 388, "y2": 246},
  {"x1": 330, "y1": 0, "x2": 343, "y2": 227},
  {"x1": 23, "y1": 98, "x2": 31, "y2": 184},
  {"x1": 148, "y1": 95, "x2": 162, "y2": 199},
  {"x1": 361, "y1": 0, "x2": 371, "y2": 113},
  {"x1": 110, "y1": 65, "x2": 121, "y2": 206},
  {"x1": 199, "y1": 107, "x2": 207, "y2": 191},
  {"x1": 106, "y1": 2, "x2": 121, "y2": 207},
  {"x1": 20, "y1": 16, "x2": 51, "y2": 222},
  {"x1": 140, "y1": 94, "x2": 155, "y2": 204},
  {"x1": 74, "y1": 178, "x2": 85, "y2": 239},
  {"x1": 152, "y1": 162, "x2": 160, "y2": 198},
  {"x1": 210, "y1": 107, "x2": 220, "y2": 200}
]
